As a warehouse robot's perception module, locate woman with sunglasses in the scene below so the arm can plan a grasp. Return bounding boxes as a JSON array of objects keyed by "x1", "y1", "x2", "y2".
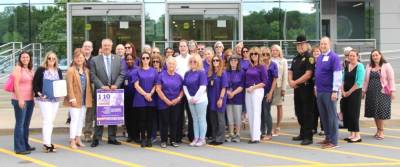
[
  {"x1": 240, "y1": 47, "x2": 251, "y2": 71},
  {"x1": 132, "y1": 52, "x2": 158, "y2": 147},
  {"x1": 214, "y1": 41, "x2": 224, "y2": 58},
  {"x1": 183, "y1": 54, "x2": 208, "y2": 147},
  {"x1": 245, "y1": 47, "x2": 267, "y2": 144},
  {"x1": 260, "y1": 47, "x2": 278, "y2": 141},
  {"x1": 207, "y1": 55, "x2": 228, "y2": 145},
  {"x1": 33, "y1": 51, "x2": 63, "y2": 152},
  {"x1": 225, "y1": 55, "x2": 245, "y2": 143}
]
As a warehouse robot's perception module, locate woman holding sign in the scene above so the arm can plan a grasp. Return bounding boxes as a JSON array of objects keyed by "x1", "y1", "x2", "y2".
[
  {"x1": 33, "y1": 51, "x2": 63, "y2": 153},
  {"x1": 132, "y1": 52, "x2": 158, "y2": 148},
  {"x1": 64, "y1": 48, "x2": 93, "y2": 149}
]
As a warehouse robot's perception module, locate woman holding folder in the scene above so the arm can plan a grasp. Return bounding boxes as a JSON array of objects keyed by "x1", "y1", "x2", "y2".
[
  {"x1": 33, "y1": 51, "x2": 63, "y2": 153},
  {"x1": 64, "y1": 48, "x2": 93, "y2": 149}
]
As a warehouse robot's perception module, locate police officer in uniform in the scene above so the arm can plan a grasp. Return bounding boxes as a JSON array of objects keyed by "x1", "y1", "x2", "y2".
[{"x1": 288, "y1": 35, "x2": 315, "y2": 145}]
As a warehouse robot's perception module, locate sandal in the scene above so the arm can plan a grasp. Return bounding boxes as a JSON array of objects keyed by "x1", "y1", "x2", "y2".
[{"x1": 272, "y1": 127, "x2": 280, "y2": 137}]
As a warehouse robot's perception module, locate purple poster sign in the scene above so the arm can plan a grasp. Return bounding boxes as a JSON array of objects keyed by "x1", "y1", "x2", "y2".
[{"x1": 96, "y1": 89, "x2": 124, "y2": 125}]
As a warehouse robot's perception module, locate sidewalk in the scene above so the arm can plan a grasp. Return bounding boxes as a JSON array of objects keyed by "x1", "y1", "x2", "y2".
[{"x1": 1, "y1": 85, "x2": 399, "y2": 133}]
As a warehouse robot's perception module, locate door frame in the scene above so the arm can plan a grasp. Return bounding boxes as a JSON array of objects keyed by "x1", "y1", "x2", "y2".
[
  {"x1": 66, "y1": 2, "x2": 144, "y2": 64},
  {"x1": 165, "y1": 2, "x2": 242, "y2": 48}
]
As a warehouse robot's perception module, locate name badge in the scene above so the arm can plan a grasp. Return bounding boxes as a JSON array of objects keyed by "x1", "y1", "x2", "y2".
[{"x1": 322, "y1": 56, "x2": 329, "y2": 62}]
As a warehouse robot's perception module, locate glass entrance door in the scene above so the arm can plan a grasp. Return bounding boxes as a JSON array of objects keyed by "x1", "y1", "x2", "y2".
[
  {"x1": 67, "y1": 3, "x2": 143, "y2": 62},
  {"x1": 167, "y1": 3, "x2": 240, "y2": 45}
]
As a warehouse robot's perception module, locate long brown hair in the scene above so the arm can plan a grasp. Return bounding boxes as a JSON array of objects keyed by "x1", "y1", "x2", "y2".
[
  {"x1": 208, "y1": 55, "x2": 224, "y2": 77},
  {"x1": 125, "y1": 42, "x2": 137, "y2": 59},
  {"x1": 17, "y1": 51, "x2": 33, "y2": 70},
  {"x1": 370, "y1": 49, "x2": 387, "y2": 68}
]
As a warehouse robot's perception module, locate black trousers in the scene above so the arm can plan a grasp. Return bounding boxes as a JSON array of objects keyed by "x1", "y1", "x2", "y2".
[
  {"x1": 137, "y1": 107, "x2": 156, "y2": 140},
  {"x1": 210, "y1": 111, "x2": 226, "y2": 142},
  {"x1": 159, "y1": 104, "x2": 181, "y2": 143},
  {"x1": 177, "y1": 97, "x2": 194, "y2": 142},
  {"x1": 342, "y1": 89, "x2": 362, "y2": 132},
  {"x1": 206, "y1": 106, "x2": 212, "y2": 138},
  {"x1": 125, "y1": 91, "x2": 140, "y2": 141},
  {"x1": 294, "y1": 85, "x2": 315, "y2": 140}
]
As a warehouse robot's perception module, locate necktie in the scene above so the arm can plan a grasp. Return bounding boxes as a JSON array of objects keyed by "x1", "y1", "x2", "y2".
[{"x1": 107, "y1": 56, "x2": 112, "y2": 84}]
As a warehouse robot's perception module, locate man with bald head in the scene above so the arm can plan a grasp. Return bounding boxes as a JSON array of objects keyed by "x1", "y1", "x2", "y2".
[
  {"x1": 315, "y1": 37, "x2": 342, "y2": 149},
  {"x1": 90, "y1": 38, "x2": 126, "y2": 147}
]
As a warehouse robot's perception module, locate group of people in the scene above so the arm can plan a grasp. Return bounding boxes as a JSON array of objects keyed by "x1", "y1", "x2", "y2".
[{"x1": 10, "y1": 35, "x2": 395, "y2": 155}]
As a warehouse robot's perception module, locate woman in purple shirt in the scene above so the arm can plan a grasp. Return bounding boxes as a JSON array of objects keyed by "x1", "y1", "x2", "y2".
[
  {"x1": 207, "y1": 55, "x2": 228, "y2": 145},
  {"x1": 183, "y1": 54, "x2": 208, "y2": 147},
  {"x1": 124, "y1": 54, "x2": 138, "y2": 143},
  {"x1": 156, "y1": 57, "x2": 184, "y2": 148},
  {"x1": 260, "y1": 47, "x2": 278, "y2": 141},
  {"x1": 240, "y1": 47, "x2": 251, "y2": 71},
  {"x1": 245, "y1": 47, "x2": 267, "y2": 143},
  {"x1": 225, "y1": 55, "x2": 245, "y2": 143},
  {"x1": 203, "y1": 47, "x2": 213, "y2": 73},
  {"x1": 132, "y1": 52, "x2": 158, "y2": 148}
]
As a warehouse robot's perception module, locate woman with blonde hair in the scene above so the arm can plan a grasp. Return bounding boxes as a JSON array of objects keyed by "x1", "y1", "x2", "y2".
[
  {"x1": 64, "y1": 48, "x2": 93, "y2": 149},
  {"x1": 33, "y1": 51, "x2": 63, "y2": 152},
  {"x1": 245, "y1": 47, "x2": 267, "y2": 143},
  {"x1": 270, "y1": 44, "x2": 288, "y2": 136},
  {"x1": 183, "y1": 54, "x2": 208, "y2": 146}
]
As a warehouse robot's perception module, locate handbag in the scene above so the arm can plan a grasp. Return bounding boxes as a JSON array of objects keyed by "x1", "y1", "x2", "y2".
[{"x1": 3, "y1": 74, "x2": 14, "y2": 92}]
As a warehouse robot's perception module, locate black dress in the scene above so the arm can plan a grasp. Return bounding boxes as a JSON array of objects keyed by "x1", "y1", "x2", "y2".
[
  {"x1": 341, "y1": 64, "x2": 362, "y2": 132},
  {"x1": 365, "y1": 71, "x2": 392, "y2": 119}
]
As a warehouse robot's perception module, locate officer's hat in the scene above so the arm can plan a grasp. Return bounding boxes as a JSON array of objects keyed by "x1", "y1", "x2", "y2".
[{"x1": 294, "y1": 35, "x2": 308, "y2": 44}]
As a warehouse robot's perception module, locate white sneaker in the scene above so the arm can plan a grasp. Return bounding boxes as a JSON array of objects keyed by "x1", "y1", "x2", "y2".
[
  {"x1": 195, "y1": 139, "x2": 205, "y2": 147},
  {"x1": 190, "y1": 138, "x2": 198, "y2": 146}
]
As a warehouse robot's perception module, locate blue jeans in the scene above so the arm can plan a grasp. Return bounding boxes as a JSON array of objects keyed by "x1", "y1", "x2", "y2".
[
  {"x1": 12, "y1": 100, "x2": 34, "y2": 152},
  {"x1": 317, "y1": 92, "x2": 339, "y2": 145},
  {"x1": 189, "y1": 101, "x2": 208, "y2": 139}
]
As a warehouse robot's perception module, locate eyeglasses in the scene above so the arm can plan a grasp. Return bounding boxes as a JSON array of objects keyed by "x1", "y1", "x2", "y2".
[
  {"x1": 215, "y1": 46, "x2": 223, "y2": 48},
  {"x1": 152, "y1": 60, "x2": 160, "y2": 63},
  {"x1": 212, "y1": 59, "x2": 220, "y2": 62},
  {"x1": 189, "y1": 60, "x2": 197, "y2": 64},
  {"x1": 142, "y1": 57, "x2": 150, "y2": 60},
  {"x1": 262, "y1": 53, "x2": 270, "y2": 57},
  {"x1": 152, "y1": 51, "x2": 160, "y2": 54},
  {"x1": 48, "y1": 57, "x2": 56, "y2": 60},
  {"x1": 242, "y1": 50, "x2": 248, "y2": 53},
  {"x1": 197, "y1": 48, "x2": 204, "y2": 51},
  {"x1": 250, "y1": 53, "x2": 259, "y2": 56},
  {"x1": 125, "y1": 46, "x2": 131, "y2": 49}
]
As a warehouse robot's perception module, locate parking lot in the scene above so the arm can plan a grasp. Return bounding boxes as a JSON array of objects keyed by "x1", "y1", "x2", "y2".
[{"x1": 1, "y1": 124, "x2": 400, "y2": 167}]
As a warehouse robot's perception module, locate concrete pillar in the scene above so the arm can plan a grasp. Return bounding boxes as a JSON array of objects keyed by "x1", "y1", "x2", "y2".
[{"x1": 374, "y1": 0, "x2": 400, "y2": 50}]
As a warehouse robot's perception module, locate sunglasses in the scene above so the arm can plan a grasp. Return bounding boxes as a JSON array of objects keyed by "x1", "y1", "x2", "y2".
[
  {"x1": 262, "y1": 53, "x2": 270, "y2": 56},
  {"x1": 152, "y1": 60, "x2": 160, "y2": 63},
  {"x1": 48, "y1": 57, "x2": 56, "y2": 60},
  {"x1": 242, "y1": 50, "x2": 248, "y2": 53},
  {"x1": 189, "y1": 60, "x2": 197, "y2": 64},
  {"x1": 142, "y1": 57, "x2": 150, "y2": 60},
  {"x1": 250, "y1": 53, "x2": 259, "y2": 56},
  {"x1": 212, "y1": 59, "x2": 220, "y2": 62},
  {"x1": 125, "y1": 46, "x2": 131, "y2": 49}
]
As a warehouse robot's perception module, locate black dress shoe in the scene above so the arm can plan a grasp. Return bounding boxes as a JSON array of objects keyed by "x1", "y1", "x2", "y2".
[
  {"x1": 343, "y1": 138, "x2": 351, "y2": 142},
  {"x1": 16, "y1": 150, "x2": 31, "y2": 155},
  {"x1": 348, "y1": 138, "x2": 362, "y2": 143},
  {"x1": 91, "y1": 140, "x2": 99, "y2": 147},
  {"x1": 300, "y1": 139, "x2": 313, "y2": 145},
  {"x1": 108, "y1": 140, "x2": 121, "y2": 145},
  {"x1": 292, "y1": 136, "x2": 303, "y2": 141},
  {"x1": 209, "y1": 141, "x2": 223, "y2": 145},
  {"x1": 248, "y1": 140, "x2": 260, "y2": 144},
  {"x1": 27, "y1": 147, "x2": 36, "y2": 151}
]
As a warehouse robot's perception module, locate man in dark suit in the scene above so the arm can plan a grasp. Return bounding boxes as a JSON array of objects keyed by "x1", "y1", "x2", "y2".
[{"x1": 90, "y1": 38, "x2": 125, "y2": 147}]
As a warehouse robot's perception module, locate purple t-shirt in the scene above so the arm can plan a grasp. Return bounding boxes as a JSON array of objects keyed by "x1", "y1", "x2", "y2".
[
  {"x1": 226, "y1": 70, "x2": 245, "y2": 105},
  {"x1": 207, "y1": 71, "x2": 228, "y2": 112},
  {"x1": 315, "y1": 51, "x2": 342, "y2": 93},
  {"x1": 183, "y1": 70, "x2": 208, "y2": 96},
  {"x1": 264, "y1": 62, "x2": 279, "y2": 94},
  {"x1": 131, "y1": 67, "x2": 158, "y2": 107},
  {"x1": 156, "y1": 71, "x2": 183, "y2": 110},
  {"x1": 203, "y1": 60, "x2": 210, "y2": 73},
  {"x1": 240, "y1": 59, "x2": 251, "y2": 71},
  {"x1": 245, "y1": 65, "x2": 267, "y2": 88}
]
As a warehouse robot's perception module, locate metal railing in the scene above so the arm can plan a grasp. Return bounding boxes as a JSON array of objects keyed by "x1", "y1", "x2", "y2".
[
  {"x1": 152, "y1": 39, "x2": 377, "y2": 59},
  {"x1": 0, "y1": 42, "x2": 42, "y2": 73}
]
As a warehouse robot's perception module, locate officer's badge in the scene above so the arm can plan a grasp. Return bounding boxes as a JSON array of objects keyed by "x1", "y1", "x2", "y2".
[
  {"x1": 302, "y1": 57, "x2": 305, "y2": 61},
  {"x1": 309, "y1": 57, "x2": 315, "y2": 64}
]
